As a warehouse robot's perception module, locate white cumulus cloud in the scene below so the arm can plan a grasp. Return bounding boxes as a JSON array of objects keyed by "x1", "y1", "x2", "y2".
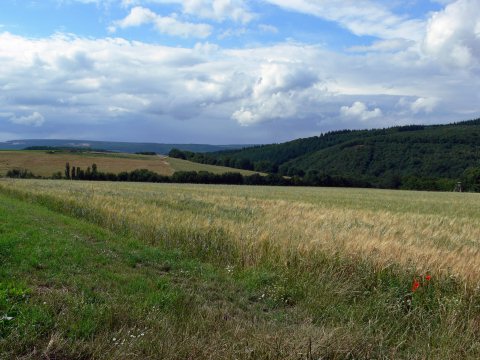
[
  {"x1": 423, "y1": 0, "x2": 480, "y2": 67},
  {"x1": 232, "y1": 61, "x2": 321, "y2": 125},
  {"x1": 116, "y1": 0, "x2": 255, "y2": 23},
  {"x1": 111, "y1": 6, "x2": 212, "y2": 38},
  {"x1": 182, "y1": 0, "x2": 255, "y2": 23},
  {"x1": 340, "y1": 102, "x2": 382, "y2": 121},
  {"x1": 411, "y1": 97, "x2": 439, "y2": 114},
  {"x1": 9, "y1": 112, "x2": 45, "y2": 127}
]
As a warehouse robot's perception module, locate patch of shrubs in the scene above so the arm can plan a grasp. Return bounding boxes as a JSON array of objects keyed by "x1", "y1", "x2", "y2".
[
  {"x1": 5, "y1": 169, "x2": 38, "y2": 179},
  {"x1": 135, "y1": 152, "x2": 157, "y2": 156}
]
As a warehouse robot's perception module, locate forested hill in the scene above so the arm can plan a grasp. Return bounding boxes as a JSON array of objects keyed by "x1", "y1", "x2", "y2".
[{"x1": 169, "y1": 119, "x2": 480, "y2": 190}]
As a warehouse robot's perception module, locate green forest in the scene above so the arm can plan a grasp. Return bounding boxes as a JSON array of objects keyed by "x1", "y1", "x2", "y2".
[{"x1": 169, "y1": 119, "x2": 480, "y2": 191}]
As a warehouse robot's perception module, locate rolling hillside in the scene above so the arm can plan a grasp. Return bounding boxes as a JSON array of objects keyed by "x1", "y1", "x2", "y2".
[
  {"x1": 0, "y1": 151, "x2": 260, "y2": 177},
  {"x1": 172, "y1": 119, "x2": 480, "y2": 188}
]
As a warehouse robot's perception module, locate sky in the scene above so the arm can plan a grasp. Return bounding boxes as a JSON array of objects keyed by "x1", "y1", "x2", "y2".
[{"x1": 0, "y1": 0, "x2": 479, "y2": 144}]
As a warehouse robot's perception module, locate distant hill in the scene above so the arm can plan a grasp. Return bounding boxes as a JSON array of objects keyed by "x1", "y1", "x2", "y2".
[
  {"x1": 169, "y1": 119, "x2": 480, "y2": 190},
  {"x1": 0, "y1": 150, "x2": 261, "y2": 178},
  {"x1": 0, "y1": 139, "x2": 249, "y2": 154}
]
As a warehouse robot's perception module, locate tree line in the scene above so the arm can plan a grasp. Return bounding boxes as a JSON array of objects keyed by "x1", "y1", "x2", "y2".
[
  {"x1": 4, "y1": 162, "x2": 370, "y2": 188},
  {"x1": 4, "y1": 162, "x2": 480, "y2": 192}
]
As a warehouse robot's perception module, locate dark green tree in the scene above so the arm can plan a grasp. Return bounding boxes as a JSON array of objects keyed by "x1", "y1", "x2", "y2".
[
  {"x1": 462, "y1": 167, "x2": 480, "y2": 192},
  {"x1": 52, "y1": 171, "x2": 62, "y2": 179},
  {"x1": 65, "y1": 162, "x2": 70, "y2": 179},
  {"x1": 168, "y1": 148, "x2": 187, "y2": 159}
]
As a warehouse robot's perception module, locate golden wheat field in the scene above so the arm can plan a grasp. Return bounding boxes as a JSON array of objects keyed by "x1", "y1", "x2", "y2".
[
  {"x1": 2, "y1": 179, "x2": 479, "y2": 284},
  {"x1": 3, "y1": 178, "x2": 480, "y2": 358},
  {"x1": 0, "y1": 151, "x2": 259, "y2": 177}
]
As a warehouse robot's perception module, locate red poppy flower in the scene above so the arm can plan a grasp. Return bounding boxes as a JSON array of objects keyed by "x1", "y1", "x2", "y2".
[
  {"x1": 412, "y1": 279, "x2": 420, "y2": 292},
  {"x1": 425, "y1": 275, "x2": 431, "y2": 281}
]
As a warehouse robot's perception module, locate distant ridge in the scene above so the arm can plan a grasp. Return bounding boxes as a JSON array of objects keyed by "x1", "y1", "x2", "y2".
[{"x1": 0, "y1": 139, "x2": 250, "y2": 154}]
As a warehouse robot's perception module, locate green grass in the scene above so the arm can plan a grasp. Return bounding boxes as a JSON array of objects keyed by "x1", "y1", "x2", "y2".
[
  {"x1": 0, "y1": 193, "x2": 306, "y2": 359},
  {"x1": 166, "y1": 156, "x2": 262, "y2": 176},
  {"x1": 1, "y1": 181, "x2": 480, "y2": 358}
]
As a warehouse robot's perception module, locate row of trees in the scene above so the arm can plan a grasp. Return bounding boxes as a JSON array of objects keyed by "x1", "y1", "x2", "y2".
[
  {"x1": 61, "y1": 163, "x2": 102, "y2": 180},
  {"x1": 5, "y1": 162, "x2": 372, "y2": 188},
  {"x1": 5, "y1": 162, "x2": 480, "y2": 192}
]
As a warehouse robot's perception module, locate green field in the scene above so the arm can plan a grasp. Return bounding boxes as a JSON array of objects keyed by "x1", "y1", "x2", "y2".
[
  {"x1": 165, "y1": 156, "x2": 260, "y2": 175},
  {"x1": 1, "y1": 179, "x2": 480, "y2": 358},
  {"x1": 0, "y1": 150, "x2": 259, "y2": 177}
]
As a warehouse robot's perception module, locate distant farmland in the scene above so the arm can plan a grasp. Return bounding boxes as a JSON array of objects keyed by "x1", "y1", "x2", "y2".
[{"x1": 0, "y1": 150, "x2": 260, "y2": 177}]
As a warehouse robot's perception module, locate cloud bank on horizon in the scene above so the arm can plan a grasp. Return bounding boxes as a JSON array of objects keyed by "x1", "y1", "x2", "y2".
[{"x1": 0, "y1": 0, "x2": 479, "y2": 143}]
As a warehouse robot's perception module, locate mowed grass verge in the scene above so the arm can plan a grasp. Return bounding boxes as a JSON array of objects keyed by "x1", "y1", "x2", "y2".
[
  {"x1": 0, "y1": 151, "x2": 260, "y2": 178},
  {"x1": 1, "y1": 180, "x2": 480, "y2": 358}
]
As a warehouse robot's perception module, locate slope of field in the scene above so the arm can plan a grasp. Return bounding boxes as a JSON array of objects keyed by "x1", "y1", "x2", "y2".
[
  {"x1": 0, "y1": 151, "x2": 259, "y2": 177},
  {"x1": 183, "y1": 119, "x2": 480, "y2": 184},
  {"x1": 166, "y1": 156, "x2": 260, "y2": 175},
  {"x1": 0, "y1": 139, "x2": 248, "y2": 154},
  {"x1": 1, "y1": 179, "x2": 480, "y2": 358}
]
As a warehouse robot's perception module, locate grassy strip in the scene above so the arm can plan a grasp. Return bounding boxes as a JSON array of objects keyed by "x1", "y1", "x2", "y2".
[
  {"x1": 1, "y1": 184, "x2": 480, "y2": 358},
  {"x1": 1, "y1": 193, "x2": 329, "y2": 359}
]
